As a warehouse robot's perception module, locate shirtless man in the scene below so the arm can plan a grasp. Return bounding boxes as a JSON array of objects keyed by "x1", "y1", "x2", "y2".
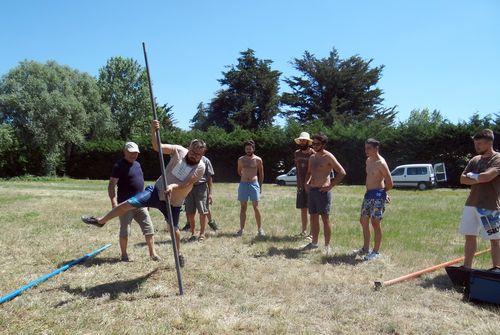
[
  {"x1": 302, "y1": 134, "x2": 346, "y2": 254},
  {"x1": 356, "y1": 138, "x2": 393, "y2": 261},
  {"x1": 235, "y1": 140, "x2": 265, "y2": 237}
]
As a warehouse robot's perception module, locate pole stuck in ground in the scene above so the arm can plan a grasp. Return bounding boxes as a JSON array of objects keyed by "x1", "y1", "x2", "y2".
[
  {"x1": 374, "y1": 248, "x2": 491, "y2": 290},
  {"x1": 0, "y1": 243, "x2": 112, "y2": 304},
  {"x1": 142, "y1": 42, "x2": 184, "y2": 296}
]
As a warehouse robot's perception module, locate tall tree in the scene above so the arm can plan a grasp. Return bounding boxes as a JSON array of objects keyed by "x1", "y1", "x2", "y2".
[
  {"x1": 193, "y1": 49, "x2": 281, "y2": 131},
  {"x1": 282, "y1": 49, "x2": 396, "y2": 125},
  {"x1": 0, "y1": 60, "x2": 111, "y2": 175},
  {"x1": 97, "y1": 56, "x2": 174, "y2": 139}
]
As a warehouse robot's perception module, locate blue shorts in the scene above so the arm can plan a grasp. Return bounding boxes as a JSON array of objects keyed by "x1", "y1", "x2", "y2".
[
  {"x1": 238, "y1": 182, "x2": 260, "y2": 202},
  {"x1": 128, "y1": 185, "x2": 181, "y2": 229},
  {"x1": 360, "y1": 189, "x2": 387, "y2": 220}
]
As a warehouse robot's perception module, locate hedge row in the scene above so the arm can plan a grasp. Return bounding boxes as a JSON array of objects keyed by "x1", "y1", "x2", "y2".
[{"x1": 64, "y1": 117, "x2": 499, "y2": 187}]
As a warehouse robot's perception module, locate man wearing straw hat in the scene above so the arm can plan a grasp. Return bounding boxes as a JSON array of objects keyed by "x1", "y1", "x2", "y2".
[{"x1": 294, "y1": 132, "x2": 314, "y2": 238}]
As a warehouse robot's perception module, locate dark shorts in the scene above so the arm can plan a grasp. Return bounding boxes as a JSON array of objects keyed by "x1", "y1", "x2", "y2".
[
  {"x1": 185, "y1": 183, "x2": 209, "y2": 215},
  {"x1": 296, "y1": 189, "x2": 308, "y2": 209},
  {"x1": 308, "y1": 188, "x2": 332, "y2": 215},
  {"x1": 360, "y1": 189, "x2": 387, "y2": 220},
  {"x1": 127, "y1": 185, "x2": 181, "y2": 229}
]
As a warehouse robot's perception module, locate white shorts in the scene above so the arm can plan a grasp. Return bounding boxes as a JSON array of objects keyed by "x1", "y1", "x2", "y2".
[{"x1": 459, "y1": 206, "x2": 500, "y2": 240}]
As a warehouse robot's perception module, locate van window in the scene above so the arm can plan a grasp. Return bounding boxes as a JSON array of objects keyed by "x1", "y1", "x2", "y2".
[
  {"x1": 407, "y1": 167, "x2": 428, "y2": 175},
  {"x1": 391, "y1": 168, "x2": 405, "y2": 176}
]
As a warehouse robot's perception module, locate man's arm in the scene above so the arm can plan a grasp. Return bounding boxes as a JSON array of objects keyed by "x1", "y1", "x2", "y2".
[
  {"x1": 258, "y1": 158, "x2": 264, "y2": 192},
  {"x1": 462, "y1": 167, "x2": 499, "y2": 185},
  {"x1": 151, "y1": 120, "x2": 174, "y2": 155},
  {"x1": 325, "y1": 155, "x2": 346, "y2": 190},
  {"x1": 207, "y1": 175, "x2": 213, "y2": 204},
  {"x1": 380, "y1": 162, "x2": 394, "y2": 191},
  {"x1": 305, "y1": 158, "x2": 312, "y2": 191},
  {"x1": 108, "y1": 177, "x2": 119, "y2": 208},
  {"x1": 237, "y1": 158, "x2": 243, "y2": 176}
]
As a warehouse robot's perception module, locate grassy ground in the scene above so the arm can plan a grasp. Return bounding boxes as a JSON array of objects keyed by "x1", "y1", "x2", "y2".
[{"x1": 0, "y1": 179, "x2": 498, "y2": 334}]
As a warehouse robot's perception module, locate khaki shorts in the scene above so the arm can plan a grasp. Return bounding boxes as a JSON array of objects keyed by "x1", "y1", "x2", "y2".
[
  {"x1": 185, "y1": 183, "x2": 209, "y2": 215},
  {"x1": 119, "y1": 207, "x2": 154, "y2": 238}
]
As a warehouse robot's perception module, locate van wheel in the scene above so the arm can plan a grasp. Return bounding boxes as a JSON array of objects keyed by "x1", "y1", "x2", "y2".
[
  {"x1": 277, "y1": 180, "x2": 286, "y2": 186},
  {"x1": 417, "y1": 182, "x2": 427, "y2": 191}
]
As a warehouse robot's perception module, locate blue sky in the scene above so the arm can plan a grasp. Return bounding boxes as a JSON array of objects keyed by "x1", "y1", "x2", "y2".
[{"x1": 1, "y1": 1, "x2": 499, "y2": 129}]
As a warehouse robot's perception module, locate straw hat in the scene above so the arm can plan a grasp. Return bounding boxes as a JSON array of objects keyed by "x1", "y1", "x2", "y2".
[{"x1": 294, "y1": 132, "x2": 312, "y2": 145}]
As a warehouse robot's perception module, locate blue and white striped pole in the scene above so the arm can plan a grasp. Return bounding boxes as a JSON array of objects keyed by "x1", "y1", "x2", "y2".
[{"x1": 0, "y1": 243, "x2": 112, "y2": 304}]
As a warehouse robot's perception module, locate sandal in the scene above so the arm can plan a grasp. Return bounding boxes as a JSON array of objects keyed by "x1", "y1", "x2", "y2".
[{"x1": 81, "y1": 215, "x2": 104, "y2": 227}]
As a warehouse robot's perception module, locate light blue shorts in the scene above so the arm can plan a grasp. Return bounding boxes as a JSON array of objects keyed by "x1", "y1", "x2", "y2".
[{"x1": 238, "y1": 182, "x2": 260, "y2": 202}]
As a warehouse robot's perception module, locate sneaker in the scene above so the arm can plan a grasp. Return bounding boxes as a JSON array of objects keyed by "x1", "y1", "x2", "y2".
[
  {"x1": 150, "y1": 255, "x2": 161, "y2": 262},
  {"x1": 234, "y1": 229, "x2": 244, "y2": 237},
  {"x1": 81, "y1": 215, "x2": 103, "y2": 227},
  {"x1": 187, "y1": 235, "x2": 197, "y2": 242},
  {"x1": 324, "y1": 245, "x2": 332, "y2": 256},
  {"x1": 305, "y1": 235, "x2": 313, "y2": 242},
  {"x1": 208, "y1": 219, "x2": 219, "y2": 231},
  {"x1": 352, "y1": 247, "x2": 370, "y2": 256},
  {"x1": 121, "y1": 255, "x2": 130, "y2": 262},
  {"x1": 257, "y1": 228, "x2": 266, "y2": 237},
  {"x1": 181, "y1": 223, "x2": 191, "y2": 232},
  {"x1": 178, "y1": 254, "x2": 185, "y2": 268},
  {"x1": 198, "y1": 234, "x2": 205, "y2": 242},
  {"x1": 363, "y1": 251, "x2": 381, "y2": 261},
  {"x1": 301, "y1": 242, "x2": 319, "y2": 251}
]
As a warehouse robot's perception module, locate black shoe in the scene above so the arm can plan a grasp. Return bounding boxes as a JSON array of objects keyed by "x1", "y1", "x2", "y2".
[
  {"x1": 121, "y1": 255, "x2": 130, "y2": 262},
  {"x1": 208, "y1": 219, "x2": 218, "y2": 231},
  {"x1": 178, "y1": 254, "x2": 185, "y2": 268},
  {"x1": 181, "y1": 223, "x2": 191, "y2": 232}
]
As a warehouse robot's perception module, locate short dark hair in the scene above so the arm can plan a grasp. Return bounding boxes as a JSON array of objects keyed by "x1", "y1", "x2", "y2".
[
  {"x1": 472, "y1": 129, "x2": 494, "y2": 142},
  {"x1": 312, "y1": 134, "x2": 328, "y2": 144},
  {"x1": 366, "y1": 138, "x2": 380, "y2": 148},
  {"x1": 244, "y1": 140, "x2": 255, "y2": 149}
]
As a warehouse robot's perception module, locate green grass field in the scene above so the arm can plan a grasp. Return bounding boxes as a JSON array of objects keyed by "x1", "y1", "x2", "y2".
[{"x1": 0, "y1": 179, "x2": 498, "y2": 334}]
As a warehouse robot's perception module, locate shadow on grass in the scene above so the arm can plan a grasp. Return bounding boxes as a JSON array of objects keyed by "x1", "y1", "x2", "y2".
[
  {"x1": 321, "y1": 253, "x2": 363, "y2": 266},
  {"x1": 419, "y1": 273, "x2": 462, "y2": 291},
  {"x1": 61, "y1": 268, "x2": 159, "y2": 300},
  {"x1": 134, "y1": 240, "x2": 171, "y2": 247},
  {"x1": 57, "y1": 257, "x2": 121, "y2": 268},
  {"x1": 210, "y1": 232, "x2": 240, "y2": 239},
  {"x1": 249, "y1": 235, "x2": 303, "y2": 244},
  {"x1": 254, "y1": 246, "x2": 303, "y2": 259}
]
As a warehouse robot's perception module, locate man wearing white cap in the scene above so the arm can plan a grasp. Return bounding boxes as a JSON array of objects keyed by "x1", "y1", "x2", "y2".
[
  {"x1": 294, "y1": 132, "x2": 314, "y2": 238},
  {"x1": 108, "y1": 142, "x2": 160, "y2": 262}
]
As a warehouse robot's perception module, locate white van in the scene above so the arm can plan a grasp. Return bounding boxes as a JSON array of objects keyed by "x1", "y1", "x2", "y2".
[
  {"x1": 391, "y1": 163, "x2": 447, "y2": 190},
  {"x1": 276, "y1": 167, "x2": 297, "y2": 186}
]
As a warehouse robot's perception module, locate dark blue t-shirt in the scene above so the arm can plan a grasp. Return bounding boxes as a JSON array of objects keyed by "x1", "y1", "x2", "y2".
[{"x1": 111, "y1": 158, "x2": 145, "y2": 203}]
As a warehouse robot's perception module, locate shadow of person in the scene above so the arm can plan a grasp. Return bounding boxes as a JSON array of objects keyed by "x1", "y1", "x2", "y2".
[
  {"x1": 321, "y1": 253, "x2": 363, "y2": 266},
  {"x1": 134, "y1": 240, "x2": 171, "y2": 247},
  {"x1": 61, "y1": 268, "x2": 160, "y2": 300},
  {"x1": 254, "y1": 246, "x2": 303, "y2": 259},
  {"x1": 249, "y1": 235, "x2": 303, "y2": 245},
  {"x1": 57, "y1": 257, "x2": 121, "y2": 268},
  {"x1": 418, "y1": 273, "x2": 462, "y2": 292}
]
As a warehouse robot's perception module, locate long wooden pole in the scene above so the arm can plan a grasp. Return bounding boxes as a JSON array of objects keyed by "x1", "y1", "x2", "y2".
[
  {"x1": 374, "y1": 248, "x2": 491, "y2": 289},
  {"x1": 142, "y1": 42, "x2": 184, "y2": 295}
]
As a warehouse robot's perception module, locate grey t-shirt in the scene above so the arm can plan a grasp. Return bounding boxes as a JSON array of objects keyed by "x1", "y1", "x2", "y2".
[{"x1": 195, "y1": 156, "x2": 215, "y2": 185}]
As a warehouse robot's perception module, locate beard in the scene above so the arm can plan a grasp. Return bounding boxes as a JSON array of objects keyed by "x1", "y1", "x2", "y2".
[
  {"x1": 246, "y1": 152, "x2": 253, "y2": 156},
  {"x1": 185, "y1": 156, "x2": 199, "y2": 166},
  {"x1": 299, "y1": 144, "x2": 309, "y2": 151}
]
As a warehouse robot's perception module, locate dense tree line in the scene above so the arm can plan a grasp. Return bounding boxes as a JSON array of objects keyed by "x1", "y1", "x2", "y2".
[{"x1": 0, "y1": 48, "x2": 497, "y2": 185}]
